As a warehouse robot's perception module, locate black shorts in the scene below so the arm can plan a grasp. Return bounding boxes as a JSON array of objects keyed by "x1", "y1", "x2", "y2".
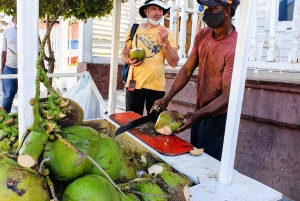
[
  {"x1": 190, "y1": 113, "x2": 227, "y2": 161},
  {"x1": 126, "y1": 88, "x2": 165, "y2": 116}
]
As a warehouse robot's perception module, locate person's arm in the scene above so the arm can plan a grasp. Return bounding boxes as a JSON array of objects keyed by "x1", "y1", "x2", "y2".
[
  {"x1": 1, "y1": 51, "x2": 6, "y2": 74},
  {"x1": 121, "y1": 46, "x2": 131, "y2": 65},
  {"x1": 153, "y1": 54, "x2": 198, "y2": 110},
  {"x1": 157, "y1": 26, "x2": 179, "y2": 67},
  {"x1": 162, "y1": 43, "x2": 179, "y2": 68},
  {"x1": 178, "y1": 79, "x2": 231, "y2": 132},
  {"x1": 121, "y1": 46, "x2": 142, "y2": 67}
]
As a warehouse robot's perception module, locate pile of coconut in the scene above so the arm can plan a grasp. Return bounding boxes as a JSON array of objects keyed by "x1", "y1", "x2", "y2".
[{"x1": 0, "y1": 117, "x2": 192, "y2": 201}]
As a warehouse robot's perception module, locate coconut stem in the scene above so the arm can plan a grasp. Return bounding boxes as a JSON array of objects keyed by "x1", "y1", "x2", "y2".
[
  {"x1": 54, "y1": 133, "x2": 126, "y2": 197},
  {"x1": 39, "y1": 157, "x2": 51, "y2": 174},
  {"x1": 117, "y1": 178, "x2": 152, "y2": 191},
  {"x1": 45, "y1": 175, "x2": 59, "y2": 201},
  {"x1": 18, "y1": 131, "x2": 49, "y2": 167},
  {"x1": 33, "y1": 0, "x2": 66, "y2": 133}
]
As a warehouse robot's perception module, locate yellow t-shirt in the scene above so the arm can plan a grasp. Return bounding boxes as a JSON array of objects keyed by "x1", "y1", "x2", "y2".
[{"x1": 124, "y1": 25, "x2": 176, "y2": 91}]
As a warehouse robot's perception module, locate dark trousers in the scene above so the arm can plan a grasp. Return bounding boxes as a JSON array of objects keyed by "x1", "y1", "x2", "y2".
[
  {"x1": 2, "y1": 66, "x2": 18, "y2": 113},
  {"x1": 126, "y1": 88, "x2": 165, "y2": 115},
  {"x1": 191, "y1": 113, "x2": 227, "y2": 161}
]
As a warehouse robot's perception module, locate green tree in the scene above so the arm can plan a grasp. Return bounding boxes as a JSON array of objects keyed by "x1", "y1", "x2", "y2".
[
  {"x1": 0, "y1": 0, "x2": 115, "y2": 21},
  {"x1": 0, "y1": 0, "x2": 117, "y2": 74}
]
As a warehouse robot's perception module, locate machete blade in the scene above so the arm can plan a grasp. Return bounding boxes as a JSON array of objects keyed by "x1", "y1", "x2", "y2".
[{"x1": 114, "y1": 112, "x2": 157, "y2": 137}]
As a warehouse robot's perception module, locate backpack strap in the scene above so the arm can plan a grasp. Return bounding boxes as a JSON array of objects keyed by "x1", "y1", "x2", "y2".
[
  {"x1": 125, "y1": 23, "x2": 139, "y2": 43},
  {"x1": 130, "y1": 23, "x2": 139, "y2": 41}
]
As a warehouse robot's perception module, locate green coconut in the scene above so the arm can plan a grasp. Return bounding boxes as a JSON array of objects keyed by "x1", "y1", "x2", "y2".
[
  {"x1": 159, "y1": 171, "x2": 188, "y2": 187},
  {"x1": 129, "y1": 48, "x2": 146, "y2": 62},
  {"x1": 87, "y1": 137, "x2": 123, "y2": 181},
  {"x1": 119, "y1": 192, "x2": 140, "y2": 201},
  {"x1": 43, "y1": 126, "x2": 101, "y2": 181},
  {"x1": 0, "y1": 138, "x2": 10, "y2": 153},
  {"x1": 0, "y1": 154, "x2": 50, "y2": 201},
  {"x1": 122, "y1": 146, "x2": 134, "y2": 160},
  {"x1": 132, "y1": 157, "x2": 146, "y2": 172},
  {"x1": 177, "y1": 172, "x2": 193, "y2": 187},
  {"x1": 62, "y1": 174, "x2": 121, "y2": 201},
  {"x1": 155, "y1": 171, "x2": 191, "y2": 201},
  {"x1": 155, "y1": 110, "x2": 184, "y2": 135},
  {"x1": 134, "y1": 181, "x2": 167, "y2": 201},
  {"x1": 117, "y1": 158, "x2": 138, "y2": 182}
]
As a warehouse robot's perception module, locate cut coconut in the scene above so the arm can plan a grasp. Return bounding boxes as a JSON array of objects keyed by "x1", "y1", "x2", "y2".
[
  {"x1": 140, "y1": 152, "x2": 156, "y2": 168},
  {"x1": 129, "y1": 48, "x2": 146, "y2": 62},
  {"x1": 148, "y1": 163, "x2": 173, "y2": 178},
  {"x1": 189, "y1": 148, "x2": 204, "y2": 156},
  {"x1": 155, "y1": 110, "x2": 183, "y2": 135}
]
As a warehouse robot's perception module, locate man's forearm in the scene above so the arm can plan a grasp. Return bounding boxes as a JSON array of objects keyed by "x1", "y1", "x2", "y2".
[
  {"x1": 1, "y1": 51, "x2": 6, "y2": 74},
  {"x1": 163, "y1": 43, "x2": 179, "y2": 67}
]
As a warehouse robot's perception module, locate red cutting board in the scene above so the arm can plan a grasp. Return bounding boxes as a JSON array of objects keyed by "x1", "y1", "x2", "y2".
[{"x1": 110, "y1": 112, "x2": 194, "y2": 156}]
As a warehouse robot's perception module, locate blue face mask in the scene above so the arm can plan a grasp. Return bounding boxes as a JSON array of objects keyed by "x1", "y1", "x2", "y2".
[{"x1": 202, "y1": 9, "x2": 225, "y2": 29}]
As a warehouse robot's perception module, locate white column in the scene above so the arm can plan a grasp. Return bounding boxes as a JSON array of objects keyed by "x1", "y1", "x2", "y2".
[
  {"x1": 288, "y1": 0, "x2": 300, "y2": 63},
  {"x1": 248, "y1": 1, "x2": 258, "y2": 61},
  {"x1": 129, "y1": 0, "x2": 136, "y2": 25},
  {"x1": 267, "y1": 0, "x2": 279, "y2": 62},
  {"x1": 168, "y1": 0, "x2": 175, "y2": 32},
  {"x1": 178, "y1": 0, "x2": 187, "y2": 58},
  {"x1": 189, "y1": 0, "x2": 200, "y2": 55},
  {"x1": 78, "y1": 19, "x2": 93, "y2": 63},
  {"x1": 108, "y1": 0, "x2": 122, "y2": 114},
  {"x1": 219, "y1": 0, "x2": 255, "y2": 185},
  {"x1": 55, "y1": 20, "x2": 69, "y2": 91},
  {"x1": 59, "y1": 20, "x2": 69, "y2": 69},
  {"x1": 17, "y1": 0, "x2": 39, "y2": 137},
  {"x1": 233, "y1": 4, "x2": 241, "y2": 31}
]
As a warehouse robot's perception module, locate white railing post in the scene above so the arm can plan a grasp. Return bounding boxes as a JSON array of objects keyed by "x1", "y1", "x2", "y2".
[
  {"x1": 173, "y1": 0, "x2": 180, "y2": 46},
  {"x1": 129, "y1": 0, "x2": 136, "y2": 25},
  {"x1": 168, "y1": 0, "x2": 175, "y2": 32},
  {"x1": 178, "y1": 0, "x2": 187, "y2": 58},
  {"x1": 17, "y1": 0, "x2": 39, "y2": 139},
  {"x1": 59, "y1": 20, "x2": 69, "y2": 69},
  {"x1": 248, "y1": 1, "x2": 258, "y2": 61},
  {"x1": 267, "y1": 0, "x2": 279, "y2": 62},
  {"x1": 233, "y1": 3, "x2": 241, "y2": 31},
  {"x1": 108, "y1": 0, "x2": 122, "y2": 114},
  {"x1": 188, "y1": 0, "x2": 200, "y2": 55},
  {"x1": 219, "y1": 0, "x2": 255, "y2": 185},
  {"x1": 78, "y1": 19, "x2": 93, "y2": 63},
  {"x1": 288, "y1": 0, "x2": 300, "y2": 63}
]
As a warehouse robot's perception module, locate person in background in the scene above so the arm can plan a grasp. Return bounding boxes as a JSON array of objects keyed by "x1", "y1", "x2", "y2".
[
  {"x1": 1, "y1": 17, "x2": 17, "y2": 113},
  {"x1": 153, "y1": 0, "x2": 240, "y2": 161},
  {"x1": 121, "y1": 0, "x2": 179, "y2": 116}
]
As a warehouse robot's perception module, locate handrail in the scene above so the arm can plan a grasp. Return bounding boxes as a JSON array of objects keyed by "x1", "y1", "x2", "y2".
[
  {"x1": 0, "y1": 71, "x2": 108, "y2": 118},
  {"x1": 0, "y1": 73, "x2": 82, "y2": 79}
]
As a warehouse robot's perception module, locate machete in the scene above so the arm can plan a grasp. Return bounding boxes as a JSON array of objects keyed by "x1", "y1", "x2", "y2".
[{"x1": 114, "y1": 108, "x2": 162, "y2": 137}]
